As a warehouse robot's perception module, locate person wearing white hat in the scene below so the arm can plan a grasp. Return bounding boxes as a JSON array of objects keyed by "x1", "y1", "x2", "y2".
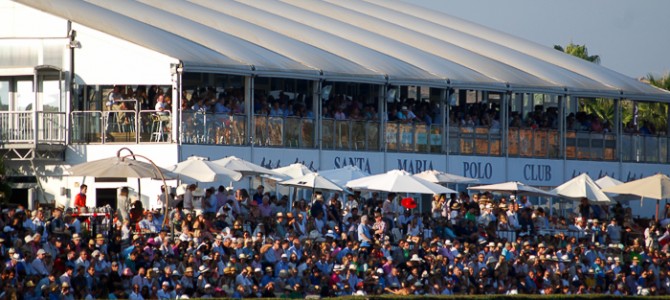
[
  {"x1": 31, "y1": 249, "x2": 49, "y2": 276},
  {"x1": 157, "y1": 280, "x2": 176, "y2": 299}
]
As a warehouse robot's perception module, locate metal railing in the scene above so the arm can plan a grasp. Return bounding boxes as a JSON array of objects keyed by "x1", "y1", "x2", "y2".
[
  {"x1": 0, "y1": 111, "x2": 66, "y2": 144},
  {"x1": 70, "y1": 110, "x2": 171, "y2": 144},
  {"x1": 0, "y1": 111, "x2": 34, "y2": 142},
  {"x1": 38, "y1": 112, "x2": 67, "y2": 142},
  {"x1": 621, "y1": 133, "x2": 670, "y2": 163},
  {"x1": 507, "y1": 128, "x2": 560, "y2": 158},
  {"x1": 0, "y1": 109, "x2": 660, "y2": 164},
  {"x1": 449, "y1": 126, "x2": 503, "y2": 156}
]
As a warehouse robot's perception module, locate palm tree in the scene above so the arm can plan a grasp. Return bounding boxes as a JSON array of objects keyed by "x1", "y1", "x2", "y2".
[
  {"x1": 640, "y1": 73, "x2": 670, "y2": 134},
  {"x1": 554, "y1": 43, "x2": 601, "y2": 64}
]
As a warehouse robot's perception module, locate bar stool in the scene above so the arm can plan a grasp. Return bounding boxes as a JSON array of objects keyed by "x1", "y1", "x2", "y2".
[{"x1": 150, "y1": 114, "x2": 168, "y2": 142}]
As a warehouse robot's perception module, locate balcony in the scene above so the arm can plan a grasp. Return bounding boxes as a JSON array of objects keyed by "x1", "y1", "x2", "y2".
[{"x1": 0, "y1": 111, "x2": 66, "y2": 160}]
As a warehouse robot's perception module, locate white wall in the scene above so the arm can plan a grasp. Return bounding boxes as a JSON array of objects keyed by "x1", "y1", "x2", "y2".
[{"x1": 73, "y1": 23, "x2": 177, "y2": 85}]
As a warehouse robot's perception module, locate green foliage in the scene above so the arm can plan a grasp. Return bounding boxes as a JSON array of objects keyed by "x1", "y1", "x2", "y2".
[
  {"x1": 0, "y1": 157, "x2": 11, "y2": 203},
  {"x1": 554, "y1": 43, "x2": 601, "y2": 64},
  {"x1": 647, "y1": 73, "x2": 670, "y2": 91}
]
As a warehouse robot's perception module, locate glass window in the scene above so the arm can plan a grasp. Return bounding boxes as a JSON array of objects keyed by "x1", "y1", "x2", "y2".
[{"x1": 0, "y1": 79, "x2": 9, "y2": 111}]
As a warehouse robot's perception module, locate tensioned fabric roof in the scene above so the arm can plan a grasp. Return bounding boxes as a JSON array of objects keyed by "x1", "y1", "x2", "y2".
[{"x1": 14, "y1": 0, "x2": 670, "y2": 100}]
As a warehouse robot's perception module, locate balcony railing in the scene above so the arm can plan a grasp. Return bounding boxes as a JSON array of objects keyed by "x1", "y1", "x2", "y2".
[
  {"x1": 71, "y1": 110, "x2": 171, "y2": 144},
  {"x1": 0, "y1": 111, "x2": 66, "y2": 145},
  {"x1": 181, "y1": 112, "x2": 246, "y2": 145},
  {"x1": 449, "y1": 126, "x2": 502, "y2": 156},
  {"x1": 1, "y1": 110, "x2": 650, "y2": 164}
]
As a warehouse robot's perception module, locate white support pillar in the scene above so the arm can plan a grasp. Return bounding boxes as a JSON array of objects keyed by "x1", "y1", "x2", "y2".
[
  {"x1": 441, "y1": 88, "x2": 448, "y2": 154},
  {"x1": 313, "y1": 80, "x2": 321, "y2": 149},
  {"x1": 245, "y1": 76, "x2": 254, "y2": 154}
]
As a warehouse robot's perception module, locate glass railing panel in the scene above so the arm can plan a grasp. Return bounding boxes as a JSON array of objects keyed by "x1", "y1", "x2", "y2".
[
  {"x1": 385, "y1": 122, "x2": 399, "y2": 151},
  {"x1": 459, "y1": 126, "x2": 474, "y2": 155},
  {"x1": 139, "y1": 110, "x2": 170, "y2": 143},
  {"x1": 645, "y1": 135, "x2": 659, "y2": 163},
  {"x1": 399, "y1": 123, "x2": 413, "y2": 152},
  {"x1": 285, "y1": 117, "x2": 301, "y2": 148},
  {"x1": 231, "y1": 115, "x2": 246, "y2": 145},
  {"x1": 507, "y1": 128, "x2": 520, "y2": 156},
  {"x1": 533, "y1": 129, "x2": 548, "y2": 157},
  {"x1": 603, "y1": 133, "x2": 617, "y2": 161},
  {"x1": 489, "y1": 128, "x2": 502, "y2": 156},
  {"x1": 103, "y1": 110, "x2": 137, "y2": 143},
  {"x1": 518, "y1": 129, "x2": 533, "y2": 157},
  {"x1": 547, "y1": 130, "x2": 560, "y2": 159},
  {"x1": 429, "y1": 125, "x2": 442, "y2": 153},
  {"x1": 322, "y1": 118, "x2": 335, "y2": 150},
  {"x1": 253, "y1": 115, "x2": 268, "y2": 146},
  {"x1": 474, "y1": 127, "x2": 489, "y2": 155},
  {"x1": 267, "y1": 117, "x2": 284, "y2": 146},
  {"x1": 351, "y1": 121, "x2": 366, "y2": 150},
  {"x1": 565, "y1": 131, "x2": 576, "y2": 159},
  {"x1": 365, "y1": 121, "x2": 379, "y2": 151},
  {"x1": 336, "y1": 120, "x2": 351, "y2": 150},
  {"x1": 300, "y1": 118, "x2": 314, "y2": 148},
  {"x1": 576, "y1": 132, "x2": 591, "y2": 160},
  {"x1": 206, "y1": 114, "x2": 247, "y2": 145},
  {"x1": 448, "y1": 126, "x2": 460, "y2": 154},
  {"x1": 415, "y1": 124, "x2": 428, "y2": 152},
  {"x1": 660, "y1": 136, "x2": 668, "y2": 164},
  {"x1": 71, "y1": 111, "x2": 102, "y2": 143}
]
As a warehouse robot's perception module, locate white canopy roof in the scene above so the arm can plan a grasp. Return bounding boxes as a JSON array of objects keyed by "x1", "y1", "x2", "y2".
[{"x1": 14, "y1": 0, "x2": 670, "y2": 100}]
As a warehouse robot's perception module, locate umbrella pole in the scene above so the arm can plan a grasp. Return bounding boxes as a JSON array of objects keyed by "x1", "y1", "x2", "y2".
[
  {"x1": 120, "y1": 153, "x2": 169, "y2": 228},
  {"x1": 117, "y1": 147, "x2": 143, "y2": 214}
]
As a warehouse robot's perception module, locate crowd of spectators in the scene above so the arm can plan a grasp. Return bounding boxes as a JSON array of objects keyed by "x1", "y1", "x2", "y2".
[{"x1": 1, "y1": 183, "x2": 668, "y2": 299}]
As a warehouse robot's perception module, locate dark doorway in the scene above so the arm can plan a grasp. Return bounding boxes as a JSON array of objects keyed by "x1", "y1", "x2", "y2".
[
  {"x1": 10, "y1": 189, "x2": 28, "y2": 207},
  {"x1": 96, "y1": 188, "x2": 117, "y2": 209}
]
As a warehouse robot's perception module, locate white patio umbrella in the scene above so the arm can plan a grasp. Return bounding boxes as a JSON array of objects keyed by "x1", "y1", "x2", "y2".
[
  {"x1": 468, "y1": 181, "x2": 555, "y2": 197},
  {"x1": 602, "y1": 173, "x2": 670, "y2": 220},
  {"x1": 67, "y1": 147, "x2": 172, "y2": 226},
  {"x1": 551, "y1": 173, "x2": 611, "y2": 204},
  {"x1": 279, "y1": 173, "x2": 343, "y2": 192},
  {"x1": 266, "y1": 163, "x2": 314, "y2": 181},
  {"x1": 169, "y1": 156, "x2": 243, "y2": 183},
  {"x1": 596, "y1": 175, "x2": 637, "y2": 202},
  {"x1": 595, "y1": 176, "x2": 624, "y2": 189},
  {"x1": 346, "y1": 169, "x2": 456, "y2": 194},
  {"x1": 213, "y1": 156, "x2": 279, "y2": 177},
  {"x1": 413, "y1": 170, "x2": 479, "y2": 184},
  {"x1": 318, "y1": 165, "x2": 370, "y2": 187}
]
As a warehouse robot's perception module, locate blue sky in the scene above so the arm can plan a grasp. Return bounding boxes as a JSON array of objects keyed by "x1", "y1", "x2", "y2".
[{"x1": 415, "y1": 0, "x2": 670, "y2": 79}]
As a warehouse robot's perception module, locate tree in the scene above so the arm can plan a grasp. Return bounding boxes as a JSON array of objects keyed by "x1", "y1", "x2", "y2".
[
  {"x1": 0, "y1": 157, "x2": 11, "y2": 204},
  {"x1": 554, "y1": 43, "x2": 601, "y2": 64},
  {"x1": 646, "y1": 73, "x2": 670, "y2": 91}
]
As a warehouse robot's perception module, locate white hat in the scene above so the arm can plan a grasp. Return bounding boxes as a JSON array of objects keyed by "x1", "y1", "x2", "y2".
[
  {"x1": 376, "y1": 268, "x2": 384, "y2": 274},
  {"x1": 198, "y1": 265, "x2": 209, "y2": 273},
  {"x1": 162, "y1": 281, "x2": 170, "y2": 286},
  {"x1": 445, "y1": 240, "x2": 453, "y2": 246},
  {"x1": 36, "y1": 249, "x2": 46, "y2": 255},
  {"x1": 281, "y1": 253, "x2": 288, "y2": 259},
  {"x1": 12, "y1": 253, "x2": 20, "y2": 260},
  {"x1": 24, "y1": 235, "x2": 33, "y2": 243},
  {"x1": 204, "y1": 283, "x2": 212, "y2": 289},
  {"x1": 487, "y1": 242, "x2": 495, "y2": 247},
  {"x1": 410, "y1": 254, "x2": 422, "y2": 262}
]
